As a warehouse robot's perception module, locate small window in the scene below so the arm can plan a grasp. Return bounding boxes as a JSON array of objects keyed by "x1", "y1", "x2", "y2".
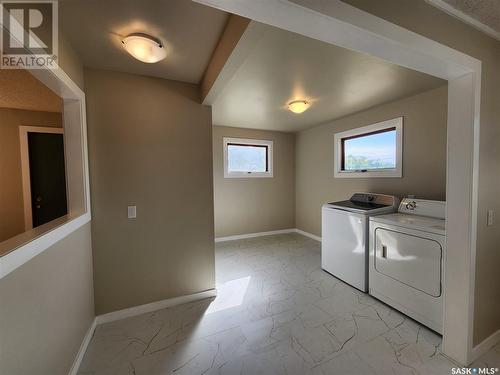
[
  {"x1": 334, "y1": 117, "x2": 403, "y2": 178},
  {"x1": 223, "y1": 137, "x2": 273, "y2": 178}
]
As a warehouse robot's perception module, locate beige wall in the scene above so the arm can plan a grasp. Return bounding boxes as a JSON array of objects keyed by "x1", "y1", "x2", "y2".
[
  {"x1": 85, "y1": 69, "x2": 215, "y2": 315},
  {"x1": 299, "y1": 0, "x2": 500, "y2": 347},
  {"x1": 213, "y1": 126, "x2": 295, "y2": 237},
  {"x1": 0, "y1": 224, "x2": 94, "y2": 375},
  {"x1": 0, "y1": 109, "x2": 62, "y2": 243},
  {"x1": 0, "y1": 34, "x2": 94, "y2": 375},
  {"x1": 296, "y1": 85, "x2": 448, "y2": 236},
  {"x1": 58, "y1": 32, "x2": 85, "y2": 90}
]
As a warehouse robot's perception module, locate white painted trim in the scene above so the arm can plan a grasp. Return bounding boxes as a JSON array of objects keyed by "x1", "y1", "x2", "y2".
[
  {"x1": 195, "y1": 0, "x2": 480, "y2": 78},
  {"x1": 68, "y1": 318, "x2": 96, "y2": 375},
  {"x1": 294, "y1": 229, "x2": 322, "y2": 242},
  {"x1": 214, "y1": 228, "x2": 322, "y2": 242},
  {"x1": 95, "y1": 289, "x2": 217, "y2": 325},
  {"x1": 19, "y1": 126, "x2": 65, "y2": 231},
  {"x1": 0, "y1": 212, "x2": 91, "y2": 279},
  {"x1": 0, "y1": 31, "x2": 91, "y2": 279},
  {"x1": 469, "y1": 329, "x2": 500, "y2": 363},
  {"x1": 441, "y1": 73, "x2": 481, "y2": 365},
  {"x1": 425, "y1": 0, "x2": 500, "y2": 42},
  {"x1": 223, "y1": 137, "x2": 274, "y2": 178},
  {"x1": 69, "y1": 290, "x2": 218, "y2": 374},
  {"x1": 468, "y1": 70, "x2": 482, "y2": 365},
  {"x1": 215, "y1": 229, "x2": 295, "y2": 242},
  {"x1": 195, "y1": 0, "x2": 482, "y2": 366},
  {"x1": 334, "y1": 117, "x2": 403, "y2": 178}
]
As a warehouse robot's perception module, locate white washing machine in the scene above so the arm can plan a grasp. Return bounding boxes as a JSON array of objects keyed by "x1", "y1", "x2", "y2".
[
  {"x1": 322, "y1": 193, "x2": 399, "y2": 292},
  {"x1": 369, "y1": 198, "x2": 446, "y2": 333}
]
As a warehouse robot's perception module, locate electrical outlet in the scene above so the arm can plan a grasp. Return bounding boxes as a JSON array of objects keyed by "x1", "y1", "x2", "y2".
[
  {"x1": 127, "y1": 206, "x2": 137, "y2": 219},
  {"x1": 487, "y1": 209, "x2": 494, "y2": 226}
]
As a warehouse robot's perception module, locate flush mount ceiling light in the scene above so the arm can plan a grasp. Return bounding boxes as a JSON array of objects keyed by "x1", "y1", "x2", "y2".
[
  {"x1": 122, "y1": 33, "x2": 167, "y2": 63},
  {"x1": 288, "y1": 100, "x2": 310, "y2": 114}
]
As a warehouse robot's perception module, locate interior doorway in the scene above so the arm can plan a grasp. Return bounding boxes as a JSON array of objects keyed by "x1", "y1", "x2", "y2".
[
  {"x1": 19, "y1": 126, "x2": 68, "y2": 230},
  {"x1": 197, "y1": 0, "x2": 482, "y2": 366}
]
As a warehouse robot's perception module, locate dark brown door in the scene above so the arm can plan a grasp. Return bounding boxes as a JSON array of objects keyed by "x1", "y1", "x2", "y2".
[{"x1": 28, "y1": 132, "x2": 68, "y2": 228}]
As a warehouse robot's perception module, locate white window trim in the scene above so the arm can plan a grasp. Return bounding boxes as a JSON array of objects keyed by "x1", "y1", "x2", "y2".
[
  {"x1": 223, "y1": 137, "x2": 273, "y2": 178},
  {"x1": 334, "y1": 117, "x2": 403, "y2": 178}
]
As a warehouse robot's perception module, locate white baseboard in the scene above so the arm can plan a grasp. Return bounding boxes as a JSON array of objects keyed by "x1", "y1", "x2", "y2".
[
  {"x1": 95, "y1": 289, "x2": 217, "y2": 325},
  {"x1": 215, "y1": 229, "x2": 295, "y2": 242},
  {"x1": 68, "y1": 289, "x2": 216, "y2": 374},
  {"x1": 215, "y1": 228, "x2": 322, "y2": 243},
  {"x1": 294, "y1": 228, "x2": 322, "y2": 242},
  {"x1": 469, "y1": 328, "x2": 500, "y2": 363},
  {"x1": 68, "y1": 317, "x2": 96, "y2": 375},
  {"x1": 69, "y1": 230, "x2": 320, "y2": 374}
]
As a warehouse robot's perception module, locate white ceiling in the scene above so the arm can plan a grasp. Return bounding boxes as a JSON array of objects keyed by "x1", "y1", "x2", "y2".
[
  {"x1": 59, "y1": 0, "x2": 228, "y2": 83},
  {"x1": 211, "y1": 22, "x2": 447, "y2": 133}
]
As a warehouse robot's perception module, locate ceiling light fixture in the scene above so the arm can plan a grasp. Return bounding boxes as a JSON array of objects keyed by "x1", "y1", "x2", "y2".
[
  {"x1": 122, "y1": 33, "x2": 167, "y2": 63},
  {"x1": 288, "y1": 100, "x2": 310, "y2": 114}
]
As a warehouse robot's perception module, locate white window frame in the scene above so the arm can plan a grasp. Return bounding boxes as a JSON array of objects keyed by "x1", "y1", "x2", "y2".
[
  {"x1": 334, "y1": 117, "x2": 403, "y2": 178},
  {"x1": 223, "y1": 137, "x2": 273, "y2": 178}
]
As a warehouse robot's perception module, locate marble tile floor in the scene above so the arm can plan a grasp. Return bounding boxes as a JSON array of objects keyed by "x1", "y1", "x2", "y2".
[{"x1": 78, "y1": 233, "x2": 500, "y2": 375}]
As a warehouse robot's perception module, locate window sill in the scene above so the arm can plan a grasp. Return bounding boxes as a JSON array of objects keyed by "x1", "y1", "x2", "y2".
[
  {"x1": 224, "y1": 172, "x2": 274, "y2": 178},
  {"x1": 0, "y1": 211, "x2": 90, "y2": 279},
  {"x1": 334, "y1": 170, "x2": 402, "y2": 178}
]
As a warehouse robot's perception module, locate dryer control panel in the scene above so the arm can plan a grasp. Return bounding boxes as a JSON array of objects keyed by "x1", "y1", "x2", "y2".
[{"x1": 398, "y1": 198, "x2": 446, "y2": 219}]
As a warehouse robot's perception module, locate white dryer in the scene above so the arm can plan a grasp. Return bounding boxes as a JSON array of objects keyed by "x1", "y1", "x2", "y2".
[{"x1": 369, "y1": 198, "x2": 446, "y2": 333}]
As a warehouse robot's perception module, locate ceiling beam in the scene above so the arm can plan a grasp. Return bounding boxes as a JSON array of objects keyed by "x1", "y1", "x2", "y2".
[{"x1": 200, "y1": 14, "x2": 250, "y2": 102}]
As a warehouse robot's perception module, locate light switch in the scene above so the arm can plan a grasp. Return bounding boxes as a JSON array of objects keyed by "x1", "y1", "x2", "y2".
[
  {"x1": 127, "y1": 205, "x2": 137, "y2": 219},
  {"x1": 487, "y1": 209, "x2": 494, "y2": 226}
]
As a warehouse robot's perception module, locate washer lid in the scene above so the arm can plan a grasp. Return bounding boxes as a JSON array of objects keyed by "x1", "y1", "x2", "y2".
[
  {"x1": 327, "y1": 200, "x2": 388, "y2": 211},
  {"x1": 325, "y1": 193, "x2": 398, "y2": 214},
  {"x1": 370, "y1": 213, "x2": 446, "y2": 235}
]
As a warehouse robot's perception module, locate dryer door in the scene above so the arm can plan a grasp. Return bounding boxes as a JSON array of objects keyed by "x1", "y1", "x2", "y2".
[{"x1": 374, "y1": 228, "x2": 442, "y2": 297}]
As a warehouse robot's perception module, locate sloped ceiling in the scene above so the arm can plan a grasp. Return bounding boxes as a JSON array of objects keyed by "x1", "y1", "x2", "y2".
[{"x1": 211, "y1": 22, "x2": 446, "y2": 132}]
